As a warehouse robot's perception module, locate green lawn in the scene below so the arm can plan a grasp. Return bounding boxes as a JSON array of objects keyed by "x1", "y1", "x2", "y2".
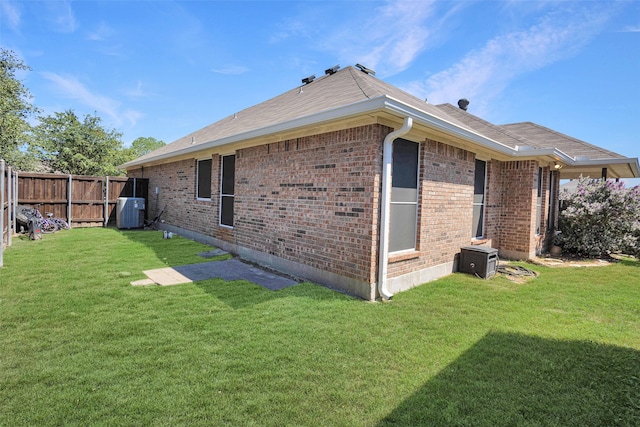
[{"x1": 1, "y1": 228, "x2": 639, "y2": 426}]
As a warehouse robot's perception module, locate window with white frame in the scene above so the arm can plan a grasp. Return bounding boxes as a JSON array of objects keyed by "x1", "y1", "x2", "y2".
[
  {"x1": 220, "y1": 155, "x2": 235, "y2": 227},
  {"x1": 389, "y1": 138, "x2": 419, "y2": 253},
  {"x1": 472, "y1": 159, "x2": 487, "y2": 239},
  {"x1": 196, "y1": 158, "x2": 212, "y2": 200}
]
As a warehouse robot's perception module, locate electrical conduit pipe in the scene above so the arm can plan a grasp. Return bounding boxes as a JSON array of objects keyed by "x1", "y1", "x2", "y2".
[{"x1": 377, "y1": 117, "x2": 413, "y2": 300}]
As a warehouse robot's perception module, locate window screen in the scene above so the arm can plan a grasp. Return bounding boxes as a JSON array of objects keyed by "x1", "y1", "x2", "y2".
[
  {"x1": 389, "y1": 139, "x2": 419, "y2": 252},
  {"x1": 536, "y1": 167, "x2": 543, "y2": 235},
  {"x1": 472, "y1": 159, "x2": 487, "y2": 238},
  {"x1": 220, "y1": 155, "x2": 235, "y2": 227},
  {"x1": 197, "y1": 159, "x2": 212, "y2": 200}
]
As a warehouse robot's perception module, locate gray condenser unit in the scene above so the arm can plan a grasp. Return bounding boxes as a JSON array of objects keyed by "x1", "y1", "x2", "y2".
[
  {"x1": 459, "y1": 246, "x2": 498, "y2": 279},
  {"x1": 116, "y1": 197, "x2": 145, "y2": 229}
]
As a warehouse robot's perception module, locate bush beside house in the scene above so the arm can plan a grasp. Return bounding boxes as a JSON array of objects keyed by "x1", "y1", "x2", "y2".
[{"x1": 558, "y1": 179, "x2": 640, "y2": 257}]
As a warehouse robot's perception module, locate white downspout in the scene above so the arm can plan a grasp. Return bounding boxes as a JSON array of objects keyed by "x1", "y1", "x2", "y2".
[{"x1": 378, "y1": 117, "x2": 413, "y2": 300}]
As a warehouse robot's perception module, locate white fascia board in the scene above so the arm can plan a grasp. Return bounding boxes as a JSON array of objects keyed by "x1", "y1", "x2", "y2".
[{"x1": 572, "y1": 157, "x2": 640, "y2": 178}]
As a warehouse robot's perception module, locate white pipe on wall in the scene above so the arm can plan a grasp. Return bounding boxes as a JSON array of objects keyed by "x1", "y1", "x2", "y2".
[{"x1": 377, "y1": 117, "x2": 413, "y2": 300}]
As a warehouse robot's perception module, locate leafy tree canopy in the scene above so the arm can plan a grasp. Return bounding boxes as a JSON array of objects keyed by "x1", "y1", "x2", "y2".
[
  {"x1": 0, "y1": 48, "x2": 39, "y2": 170},
  {"x1": 31, "y1": 110, "x2": 129, "y2": 176},
  {"x1": 129, "y1": 136, "x2": 165, "y2": 158}
]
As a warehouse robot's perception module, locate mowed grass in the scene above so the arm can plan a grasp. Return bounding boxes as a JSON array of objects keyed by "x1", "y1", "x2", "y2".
[{"x1": 1, "y1": 228, "x2": 639, "y2": 426}]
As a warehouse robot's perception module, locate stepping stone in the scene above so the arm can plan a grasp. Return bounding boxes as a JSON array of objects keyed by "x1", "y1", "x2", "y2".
[
  {"x1": 131, "y1": 278, "x2": 156, "y2": 286},
  {"x1": 143, "y1": 267, "x2": 192, "y2": 286}
]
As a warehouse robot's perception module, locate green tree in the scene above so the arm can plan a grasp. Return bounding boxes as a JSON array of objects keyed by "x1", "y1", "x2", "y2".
[
  {"x1": 0, "y1": 48, "x2": 39, "y2": 170},
  {"x1": 31, "y1": 110, "x2": 128, "y2": 176},
  {"x1": 130, "y1": 136, "x2": 165, "y2": 157}
]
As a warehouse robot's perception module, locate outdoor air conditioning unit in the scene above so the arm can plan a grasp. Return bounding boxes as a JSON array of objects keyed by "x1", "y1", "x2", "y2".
[
  {"x1": 116, "y1": 197, "x2": 145, "y2": 229},
  {"x1": 459, "y1": 246, "x2": 498, "y2": 279}
]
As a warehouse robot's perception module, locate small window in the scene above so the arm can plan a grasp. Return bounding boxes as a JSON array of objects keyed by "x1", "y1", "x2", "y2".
[
  {"x1": 389, "y1": 139, "x2": 419, "y2": 252},
  {"x1": 220, "y1": 155, "x2": 235, "y2": 227},
  {"x1": 196, "y1": 158, "x2": 212, "y2": 200},
  {"x1": 472, "y1": 159, "x2": 487, "y2": 238}
]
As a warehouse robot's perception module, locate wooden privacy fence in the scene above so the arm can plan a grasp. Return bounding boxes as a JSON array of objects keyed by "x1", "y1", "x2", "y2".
[
  {"x1": 16, "y1": 173, "x2": 148, "y2": 228},
  {"x1": 0, "y1": 164, "x2": 149, "y2": 266}
]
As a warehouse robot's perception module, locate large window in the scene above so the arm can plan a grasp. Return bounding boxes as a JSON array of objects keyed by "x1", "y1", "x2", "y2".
[
  {"x1": 472, "y1": 159, "x2": 487, "y2": 238},
  {"x1": 196, "y1": 158, "x2": 212, "y2": 200},
  {"x1": 536, "y1": 167, "x2": 543, "y2": 235},
  {"x1": 389, "y1": 138, "x2": 419, "y2": 252},
  {"x1": 220, "y1": 155, "x2": 235, "y2": 227},
  {"x1": 548, "y1": 170, "x2": 555, "y2": 231}
]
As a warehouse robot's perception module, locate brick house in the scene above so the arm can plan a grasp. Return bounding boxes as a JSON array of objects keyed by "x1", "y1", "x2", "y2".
[{"x1": 121, "y1": 65, "x2": 639, "y2": 300}]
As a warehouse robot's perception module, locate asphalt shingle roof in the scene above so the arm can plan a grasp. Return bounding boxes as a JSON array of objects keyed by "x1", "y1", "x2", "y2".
[
  {"x1": 499, "y1": 122, "x2": 625, "y2": 160},
  {"x1": 130, "y1": 66, "x2": 470, "y2": 164},
  {"x1": 125, "y1": 64, "x2": 635, "y2": 178}
]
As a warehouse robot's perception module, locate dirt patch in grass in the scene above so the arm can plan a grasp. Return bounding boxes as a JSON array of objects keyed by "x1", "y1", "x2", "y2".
[{"x1": 529, "y1": 254, "x2": 621, "y2": 268}]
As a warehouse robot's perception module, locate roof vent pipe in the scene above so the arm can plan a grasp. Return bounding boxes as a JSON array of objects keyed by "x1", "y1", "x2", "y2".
[
  {"x1": 378, "y1": 116, "x2": 413, "y2": 301},
  {"x1": 458, "y1": 98, "x2": 469, "y2": 111}
]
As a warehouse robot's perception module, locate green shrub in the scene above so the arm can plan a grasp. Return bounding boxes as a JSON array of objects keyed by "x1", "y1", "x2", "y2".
[{"x1": 558, "y1": 178, "x2": 640, "y2": 257}]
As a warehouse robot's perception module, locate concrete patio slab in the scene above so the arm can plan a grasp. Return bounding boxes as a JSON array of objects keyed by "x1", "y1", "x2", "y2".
[{"x1": 133, "y1": 258, "x2": 298, "y2": 291}]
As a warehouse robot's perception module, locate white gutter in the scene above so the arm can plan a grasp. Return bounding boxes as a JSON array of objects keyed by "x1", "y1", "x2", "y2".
[{"x1": 378, "y1": 117, "x2": 413, "y2": 301}]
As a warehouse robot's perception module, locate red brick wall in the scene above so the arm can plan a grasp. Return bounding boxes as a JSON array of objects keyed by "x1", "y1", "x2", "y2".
[
  {"x1": 387, "y1": 139, "x2": 475, "y2": 279},
  {"x1": 129, "y1": 127, "x2": 558, "y2": 291},
  {"x1": 234, "y1": 125, "x2": 388, "y2": 283},
  {"x1": 494, "y1": 160, "x2": 539, "y2": 258},
  {"x1": 484, "y1": 160, "x2": 501, "y2": 248},
  {"x1": 128, "y1": 156, "x2": 221, "y2": 239},
  {"x1": 132, "y1": 124, "x2": 389, "y2": 285}
]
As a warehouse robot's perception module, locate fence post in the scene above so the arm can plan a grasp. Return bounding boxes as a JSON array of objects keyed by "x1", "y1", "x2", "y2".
[
  {"x1": 67, "y1": 175, "x2": 72, "y2": 228},
  {"x1": 104, "y1": 176, "x2": 109, "y2": 227},
  {"x1": 1, "y1": 159, "x2": 5, "y2": 267},
  {"x1": 12, "y1": 171, "x2": 18, "y2": 234},
  {"x1": 6, "y1": 166, "x2": 11, "y2": 247}
]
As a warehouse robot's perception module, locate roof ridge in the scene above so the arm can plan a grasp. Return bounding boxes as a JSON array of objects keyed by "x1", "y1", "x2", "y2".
[{"x1": 346, "y1": 66, "x2": 373, "y2": 99}]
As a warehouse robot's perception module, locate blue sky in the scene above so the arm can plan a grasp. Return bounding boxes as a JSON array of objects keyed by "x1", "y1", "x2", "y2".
[{"x1": 1, "y1": 0, "x2": 639, "y2": 176}]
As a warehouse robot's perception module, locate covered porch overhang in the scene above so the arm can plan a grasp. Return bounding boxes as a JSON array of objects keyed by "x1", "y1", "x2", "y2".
[{"x1": 557, "y1": 157, "x2": 640, "y2": 180}]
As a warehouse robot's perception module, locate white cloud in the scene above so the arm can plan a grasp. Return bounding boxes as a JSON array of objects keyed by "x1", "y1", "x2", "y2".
[
  {"x1": 312, "y1": 0, "x2": 467, "y2": 77},
  {"x1": 271, "y1": 0, "x2": 460, "y2": 77},
  {"x1": 41, "y1": 72, "x2": 142, "y2": 127},
  {"x1": 124, "y1": 81, "x2": 147, "y2": 98},
  {"x1": 1, "y1": 0, "x2": 21, "y2": 31},
  {"x1": 211, "y1": 65, "x2": 249, "y2": 75},
  {"x1": 87, "y1": 22, "x2": 114, "y2": 41},
  {"x1": 44, "y1": 0, "x2": 77, "y2": 33},
  {"x1": 410, "y1": 4, "x2": 615, "y2": 112},
  {"x1": 621, "y1": 25, "x2": 640, "y2": 33}
]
